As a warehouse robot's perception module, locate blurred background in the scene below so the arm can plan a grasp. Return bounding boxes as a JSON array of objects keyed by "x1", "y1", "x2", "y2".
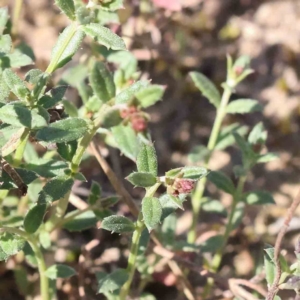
[{"x1": 1, "y1": 0, "x2": 300, "y2": 299}]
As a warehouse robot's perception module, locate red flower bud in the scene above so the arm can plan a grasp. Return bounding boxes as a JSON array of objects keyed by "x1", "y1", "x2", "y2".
[
  {"x1": 173, "y1": 178, "x2": 196, "y2": 194},
  {"x1": 234, "y1": 66, "x2": 243, "y2": 76},
  {"x1": 131, "y1": 115, "x2": 147, "y2": 132}
]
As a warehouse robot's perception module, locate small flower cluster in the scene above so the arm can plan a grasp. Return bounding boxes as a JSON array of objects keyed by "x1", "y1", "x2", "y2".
[{"x1": 120, "y1": 105, "x2": 148, "y2": 133}]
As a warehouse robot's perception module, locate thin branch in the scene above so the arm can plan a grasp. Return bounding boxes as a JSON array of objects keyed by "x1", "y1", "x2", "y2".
[
  {"x1": 229, "y1": 278, "x2": 267, "y2": 298},
  {"x1": 267, "y1": 189, "x2": 300, "y2": 300}
]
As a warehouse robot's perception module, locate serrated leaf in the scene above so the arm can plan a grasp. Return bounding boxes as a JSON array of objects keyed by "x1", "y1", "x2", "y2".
[
  {"x1": 244, "y1": 190, "x2": 275, "y2": 205},
  {"x1": 90, "y1": 61, "x2": 115, "y2": 103},
  {"x1": 182, "y1": 166, "x2": 209, "y2": 180},
  {"x1": 88, "y1": 181, "x2": 102, "y2": 205},
  {"x1": 142, "y1": 197, "x2": 162, "y2": 231},
  {"x1": 36, "y1": 118, "x2": 88, "y2": 143},
  {"x1": 23, "y1": 203, "x2": 47, "y2": 233},
  {"x1": 136, "y1": 85, "x2": 165, "y2": 108},
  {"x1": 82, "y1": 23, "x2": 126, "y2": 51},
  {"x1": 101, "y1": 215, "x2": 135, "y2": 233},
  {"x1": 137, "y1": 142, "x2": 157, "y2": 176},
  {"x1": 45, "y1": 264, "x2": 76, "y2": 279},
  {"x1": 63, "y1": 210, "x2": 97, "y2": 231},
  {"x1": 215, "y1": 123, "x2": 248, "y2": 150},
  {"x1": 97, "y1": 269, "x2": 128, "y2": 294},
  {"x1": 190, "y1": 72, "x2": 220, "y2": 108},
  {"x1": 115, "y1": 80, "x2": 149, "y2": 104},
  {"x1": 38, "y1": 176, "x2": 73, "y2": 203},
  {"x1": 207, "y1": 171, "x2": 235, "y2": 194},
  {"x1": 0, "y1": 233, "x2": 25, "y2": 259},
  {"x1": 55, "y1": 0, "x2": 76, "y2": 20},
  {"x1": 226, "y1": 99, "x2": 262, "y2": 114},
  {"x1": 49, "y1": 25, "x2": 85, "y2": 72},
  {"x1": 127, "y1": 172, "x2": 157, "y2": 187},
  {"x1": 111, "y1": 125, "x2": 139, "y2": 161},
  {"x1": 3, "y1": 69, "x2": 29, "y2": 100}
]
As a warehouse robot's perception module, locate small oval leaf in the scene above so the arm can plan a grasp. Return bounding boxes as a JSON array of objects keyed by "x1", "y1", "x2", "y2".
[
  {"x1": 126, "y1": 172, "x2": 157, "y2": 187},
  {"x1": 24, "y1": 203, "x2": 47, "y2": 234},
  {"x1": 142, "y1": 197, "x2": 162, "y2": 231},
  {"x1": 45, "y1": 264, "x2": 76, "y2": 279},
  {"x1": 101, "y1": 215, "x2": 135, "y2": 233}
]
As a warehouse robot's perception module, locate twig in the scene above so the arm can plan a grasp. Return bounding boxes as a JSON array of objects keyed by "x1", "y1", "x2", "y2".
[
  {"x1": 267, "y1": 189, "x2": 300, "y2": 300},
  {"x1": 89, "y1": 141, "x2": 139, "y2": 217},
  {"x1": 229, "y1": 278, "x2": 267, "y2": 299},
  {"x1": 89, "y1": 140, "x2": 197, "y2": 300}
]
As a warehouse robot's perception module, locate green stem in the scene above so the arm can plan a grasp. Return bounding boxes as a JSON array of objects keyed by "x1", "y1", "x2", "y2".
[
  {"x1": 120, "y1": 183, "x2": 161, "y2": 300},
  {"x1": 0, "y1": 227, "x2": 49, "y2": 300},
  {"x1": 45, "y1": 22, "x2": 77, "y2": 74},
  {"x1": 188, "y1": 87, "x2": 233, "y2": 243},
  {"x1": 202, "y1": 175, "x2": 246, "y2": 298},
  {"x1": 14, "y1": 128, "x2": 30, "y2": 167},
  {"x1": 12, "y1": 0, "x2": 23, "y2": 37}
]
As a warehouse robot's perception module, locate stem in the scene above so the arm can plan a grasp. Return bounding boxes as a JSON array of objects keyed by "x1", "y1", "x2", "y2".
[
  {"x1": 14, "y1": 128, "x2": 30, "y2": 167},
  {"x1": 188, "y1": 87, "x2": 233, "y2": 243},
  {"x1": 12, "y1": 0, "x2": 23, "y2": 37},
  {"x1": 45, "y1": 22, "x2": 77, "y2": 74},
  {"x1": 202, "y1": 175, "x2": 246, "y2": 298},
  {"x1": 120, "y1": 183, "x2": 161, "y2": 300},
  {"x1": 0, "y1": 227, "x2": 49, "y2": 300}
]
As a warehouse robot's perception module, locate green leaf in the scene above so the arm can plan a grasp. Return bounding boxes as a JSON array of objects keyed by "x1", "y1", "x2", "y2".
[
  {"x1": 0, "y1": 103, "x2": 48, "y2": 129},
  {"x1": 45, "y1": 264, "x2": 76, "y2": 279},
  {"x1": 55, "y1": 0, "x2": 76, "y2": 20},
  {"x1": 0, "y1": 74, "x2": 10, "y2": 103},
  {"x1": 100, "y1": 0, "x2": 124, "y2": 11},
  {"x1": 189, "y1": 72, "x2": 221, "y2": 108},
  {"x1": 97, "y1": 9, "x2": 120, "y2": 25},
  {"x1": 231, "y1": 203, "x2": 244, "y2": 230},
  {"x1": 188, "y1": 145, "x2": 210, "y2": 163},
  {"x1": 0, "y1": 233, "x2": 25, "y2": 260},
  {"x1": 97, "y1": 269, "x2": 128, "y2": 294},
  {"x1": 142, "y1": 197, "x2": 162, "y2": 231},
  {"x1": 23, "y1": 242, "x2": 37, "y2": 267},
  {"x1": 137, "y1": 141, "x2": 158, "y2": 176},
  {"x1": 136, "y1": 85, "x2": 165, "y2": 108},
  {"x1": 23, "y1": 203, "x2": 47, "y2": 233},
  {"x1": 99, "y1": 196, "x2": 119, "y2": 209},
  {"x1": 107, "y1": 51, "x2": 137, "y2": 80},
  {"x1": 6, "y1": 52, "x2": 33, "y2": 68},
  {"x1": 38, "y1": 176, "x2": 73, "y2": 203},
  {"x1": 127, "y1": 172, "x2": 157, "y2": 187},
  {"x1": 215, "y1": 123, "x2": 248, "y2": 150},
  {"x1": 63, "y1": 211, "x2": 97, "y2": 231},
  {"x1": 39, "y1": 231, "x2": 51, "y2": 249},
  {"x1": 49, "y1": 25, "x2": 85, "y2": 71},
  {"x1": 37, "y1": 86, "x2": 68, "y2": 109},
  {"x1": 207, "y1": 171, "x2": 235, "y2": 194},
  {"x1": 161, "y1": 213, "x2": 177, "y2": 247},
  {"x1": 101, "y1": 215, "x2": 135, "y2": 233},
  {"x1": 3, "y1": 69, "x2": 29, "y2": 100},
  {"x1": 82, "y1": 23, "x2": 126, "y2": 51},
  {"x1": 226, "y1": 99, "x2": 262, "y2": 114},
  {"x1": 36, "y1": 118, "x2": 89, "y2": 143},
  {"x1": 25, "y1": 69, "x2": 44, "y2": 84},
  {"x1": 244, "y1": 190, "x2": 275, "y2": 205},
  {"x1": 200, "y1": 235, "x2": 223, "y2": 253},
  {"x1": 182, "y1": 166, "x2": 209, "y2": 180},
  {"x1": 111, "y1": 124, "x2": 139, "y2": 161},
  {"x1": 26, "y1": 159, "x2": 68, "y2": 178},
  {"x1": 100, "y1": 106, "x2": 123, "y2": 128},
  {"x1": 202, "y1": 198, "x2": 227, "y2": 216},
  {"x1": 0, "y1": 34, "x2": 11, "y2": 53},
  {"x1": 88, "y1": 181, "x2": 102, "y2": 205},
  {"x1": 0, "y1": 7, "x2": 9, "y2": 34},
  {"x1": 248, "y1": 122, "x2": 267, "y2": 145},
  {"x1": 115, "y1": 80, "x2": 149, "y2": 104},
  {"x1": 233, "y1": 132, "x2": 256, "y2": 167},
  {"x1": 1, "y1": 127, "x2": 25, "y2": 157},
  {"x1": 256, "y1": 152, "x2": 278, "y2": 164},
  {"x1": 57, "y1": 141, "x2": 78, "y2": 162},
  {"x1": 61, "y1": 100, "x2": 78, "y2": 117},
  {"x1": 90, "y1": 61, "x2": 115, "y2": 103}
]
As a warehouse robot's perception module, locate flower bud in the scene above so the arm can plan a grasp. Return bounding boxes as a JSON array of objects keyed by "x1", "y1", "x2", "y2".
[
  {"x1": 131, "y1": 115, "x2": 147, "y2": 132},
  {"x1": 173, "y1": 178, "x2": 196, "y2": 194}
]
